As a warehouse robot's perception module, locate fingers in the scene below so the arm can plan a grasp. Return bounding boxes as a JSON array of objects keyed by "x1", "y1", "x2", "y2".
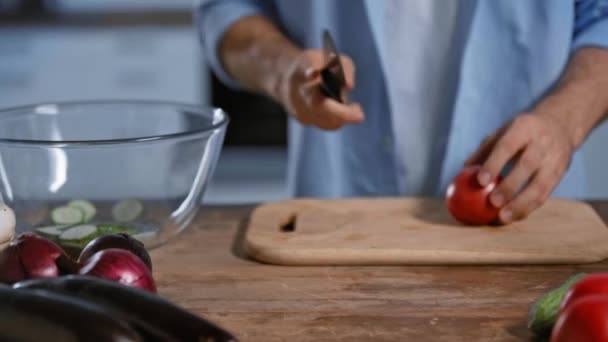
[
  {"x1": 304, "y1": 67, "x2": 320, "y2": 81},
  {"x1": 340, "y1": 55, "x2": 356, "y2": 90},
  {"x1": 478, "y1": 118, "x2": 530, "y2": 186},
  {"x1": 498, "y1": 167, "x2": 559, "y2": 223},
  {"x1": 489, "y1": 143, "x2": 543, "y2": 207},
  {"x1": 308, "y1": 103, "x2": 364, "y2": 130},
  {"x1": 288, "y1": 50, "x2": 362, "y2": 130},
  {"x1": 464, "y1": 135, "x2": 497, "y2": 167},
  {"x1": 463, "y1": 114, "x2": 573, "y2": 224},
  {"x1": 304, "y1": 54, "x2": 355, "y2": 89},
  {"x1": 299, "y1": 81, "x2": 364, "y2": 130}
]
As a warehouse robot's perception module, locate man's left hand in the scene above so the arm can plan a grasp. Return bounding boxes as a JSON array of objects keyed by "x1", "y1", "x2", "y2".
[{"x1": 465, "y1": 113, "x2": 575, "y2": 224}]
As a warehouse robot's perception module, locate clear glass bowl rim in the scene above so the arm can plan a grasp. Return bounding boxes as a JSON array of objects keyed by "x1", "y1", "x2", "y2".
[{"x1": 0, "y1": 99, "x2": 230, "y2": 146}]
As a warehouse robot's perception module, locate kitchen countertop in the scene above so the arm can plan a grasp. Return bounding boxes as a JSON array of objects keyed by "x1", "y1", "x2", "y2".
[{"x1": 151, "y1": 201, "x2": 608, "y2": 342}]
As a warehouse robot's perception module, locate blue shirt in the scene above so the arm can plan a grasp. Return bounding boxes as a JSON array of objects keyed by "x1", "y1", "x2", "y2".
[{"x1": 195, "y1": 0, "x2": 608, "y2": 199}]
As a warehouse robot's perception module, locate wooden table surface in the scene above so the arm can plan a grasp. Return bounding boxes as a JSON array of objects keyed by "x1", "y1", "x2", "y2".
[{"x1": 151, "y1": 201, "x2": 608, "y2": 342}]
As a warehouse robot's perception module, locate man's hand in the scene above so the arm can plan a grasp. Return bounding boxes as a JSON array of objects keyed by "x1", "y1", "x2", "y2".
[
  {"x1": 276, "y1": 49, "x2": 364, "y2": 130},
  {"x1": 466, "y1": 48, "x2": 608, "y2": 224},
  {"x1": 465, "y1": 114, "x2": 574, "y2": 223},
  {"x1": 218, "y1": 15, "x2": 363, "y2": 131}
]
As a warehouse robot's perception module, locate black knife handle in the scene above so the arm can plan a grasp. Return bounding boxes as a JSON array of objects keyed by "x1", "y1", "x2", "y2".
[{"x1": 320, "y1": 68, "x2": 343, "y2": 103}]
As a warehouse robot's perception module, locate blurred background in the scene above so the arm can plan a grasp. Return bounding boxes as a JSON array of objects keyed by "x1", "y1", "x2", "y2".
[
  {"x1": 0, "y1": 0, "x2": 607, "y2": 203},
  {"x1": 0, "y1": 0, "x2": 288, "y2": 205}
]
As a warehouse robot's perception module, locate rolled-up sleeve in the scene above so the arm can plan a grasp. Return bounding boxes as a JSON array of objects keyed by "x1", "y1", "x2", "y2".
[
  {"x1": 194, "y1": 0, "x2": 276, "y2": 89},
  {"x1": 572, "y1": 0, "x2": 608, "y2": 51}
]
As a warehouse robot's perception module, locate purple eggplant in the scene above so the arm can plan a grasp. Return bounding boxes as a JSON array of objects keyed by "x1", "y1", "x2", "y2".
[
  {"x1": 0, "y1": 286, "x2": 142, "y2": 342},
  {"x1": 14, "y1": 275, "x2": 238, "y2": 342}
]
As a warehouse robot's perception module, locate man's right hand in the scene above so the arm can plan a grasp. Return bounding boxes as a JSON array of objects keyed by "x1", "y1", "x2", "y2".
[
  {"x1": 218, "y1": 15, "x2": 364, "y2": 130},
  {"x1": 275, "y1": 49, "x2": 365, "y2": 130}
]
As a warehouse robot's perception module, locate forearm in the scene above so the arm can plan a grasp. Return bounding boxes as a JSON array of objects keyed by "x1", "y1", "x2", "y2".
[
  {"x1": 218, "y1": 15, "x2": 301, "y2": 101},
  {"x1": 534, "y1": 47, "x2": 608, "y2": 148}
]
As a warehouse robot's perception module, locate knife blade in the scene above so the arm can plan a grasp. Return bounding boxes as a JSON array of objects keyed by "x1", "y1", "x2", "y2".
[{"x1": 320, "y1": 29, "x2": 347, "y2": 103}]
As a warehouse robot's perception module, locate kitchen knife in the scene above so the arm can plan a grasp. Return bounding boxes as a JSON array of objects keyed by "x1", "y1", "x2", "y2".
[{"x1": 320, "y1": 29, "x2": 347, "y2": 103}]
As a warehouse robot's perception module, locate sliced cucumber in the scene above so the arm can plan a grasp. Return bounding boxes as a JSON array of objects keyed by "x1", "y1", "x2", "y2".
[
  {"x1": 67, "y1": 200, "x2": 96, "y2": 223},
  {"x1": 97, "y1": 224, "x2": 136, "y2": 235},
  {"x1": 59, "y1": 224, "x2": 97, "y2": 241},
  {"x1": 57, "y1": 223, "x2": 136, "y2": 250},
  {"x1": 51, "y1": 206, "x2": 84, "y2": 225},
  {"x1": 131, "y1": 231, "x2": 157, "y2": 241},
  {"x1": 35, "y1": 225, "x2": 67, "y2": 239},
  {"x1": 112, "y1": 199, "x2": 143, "y2": 223}
]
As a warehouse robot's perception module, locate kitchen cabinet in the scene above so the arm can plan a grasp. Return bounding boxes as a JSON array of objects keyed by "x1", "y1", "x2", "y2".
[
  {"x1": 54, "y1": 0, "x2": 194, "y2": 12},
  {"x1": 0, "y1": 26, "x2": 206, "y2": 108}
]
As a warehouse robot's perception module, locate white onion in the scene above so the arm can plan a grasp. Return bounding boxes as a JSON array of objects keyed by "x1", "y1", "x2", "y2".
[{"x1": 0, "y1": 203, "x2": 15, "y2": 245}]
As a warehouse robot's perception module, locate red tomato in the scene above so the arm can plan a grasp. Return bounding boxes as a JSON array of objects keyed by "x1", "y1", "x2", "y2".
[
  {"x1": 445, "y1": 165, "x2": 501, "y2": 225},
  {"x1": 560, "y1": 273, "x2": 608, "y2": 313},
  {"x1": 551, "y1": 295, "x2": 608, "y2": 342}
]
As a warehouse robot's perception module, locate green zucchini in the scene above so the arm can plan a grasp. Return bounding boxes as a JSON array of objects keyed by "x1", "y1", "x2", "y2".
[{"x1": 528, "y1": 273, "x2": 587, "y2": 336}]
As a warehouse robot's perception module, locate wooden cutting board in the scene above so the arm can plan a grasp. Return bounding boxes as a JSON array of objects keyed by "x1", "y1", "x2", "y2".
[{"x1": 244, "y1": 197, "x2": 608, "y2": 265}]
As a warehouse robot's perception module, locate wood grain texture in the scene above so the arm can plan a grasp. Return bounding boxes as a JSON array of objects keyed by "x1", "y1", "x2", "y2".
[
  {"x1": 149, "y1": 202, "x2": 608, "y2": 342},
  {"x1": 244, "y1": 198, "x2": 608, "y2": 265}
]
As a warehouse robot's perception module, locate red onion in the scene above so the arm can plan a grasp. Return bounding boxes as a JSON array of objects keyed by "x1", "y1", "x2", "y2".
[
  {"x1": 79, "y1": 248, "x2": 156, "y2": 293},
  {"x1": 78, "y1": 233, "x2": 152, "y2": 271},
  {"x1": 0, "y1": 232, "x2": 77, "y2": 284}
]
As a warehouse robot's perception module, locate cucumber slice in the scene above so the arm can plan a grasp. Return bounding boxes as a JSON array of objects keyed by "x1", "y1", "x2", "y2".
[
  {"x1": 57, "y1": 224, "x2": 136, "y2": 250},
  {"x1": 112, "y1": 199, "x2": 143, "y2": 223},
  {"x1": 35, "y1": 225, "x2": 66, "y2": 239},
  {"x1": 59, "y1": 224, "x2": 97, "y2": 241},
  {"x1": 132, "y1": 231, "x2": 157, "y2": 241},
  {"x1": 51, "y1": 206, "x2": 84, "y2": 225},
  {"x1": 67, "y1": 200, "x2": 96, "y2": 223},
  {"x1": 97, "y1": 224, "x2": 136, "y2": 235}
]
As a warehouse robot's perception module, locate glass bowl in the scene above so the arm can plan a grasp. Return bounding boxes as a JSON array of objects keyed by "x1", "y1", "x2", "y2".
[{"x1": 0, "y1": 100, "x2": 228, "y2": 255}]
